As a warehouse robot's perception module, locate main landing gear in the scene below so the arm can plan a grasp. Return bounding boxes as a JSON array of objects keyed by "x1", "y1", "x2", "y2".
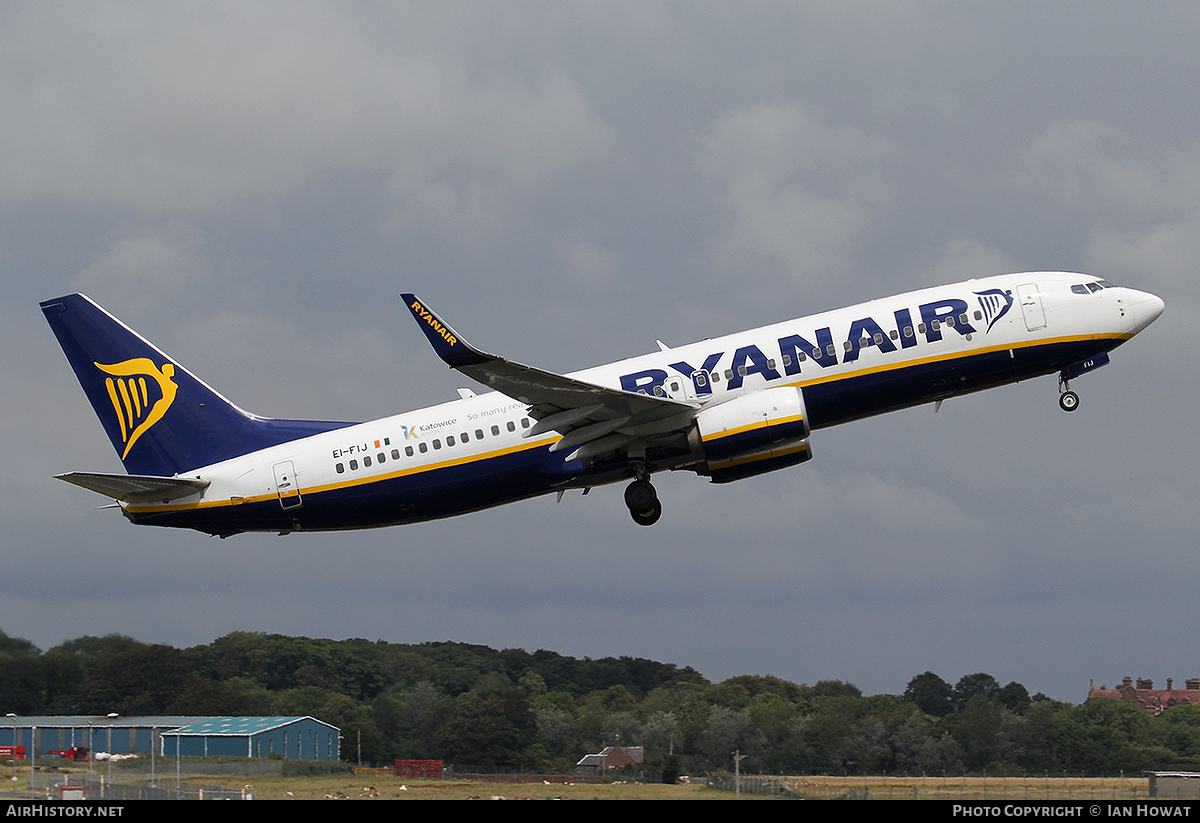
[
  {"x1": 1058, "y1": 376, "x2": 1079, "y2": 413},
  {"x1": 624, "y1": 476, "x2": 662, "y2": 526}
]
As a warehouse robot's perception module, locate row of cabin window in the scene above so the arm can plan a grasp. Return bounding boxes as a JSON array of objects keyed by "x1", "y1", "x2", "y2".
[
  {"x1": 652, "y1": 311, "x2": 984, "y2": 394},
  {"x1": 335, "y1": 417, "x2": 533, "y2": 473}
]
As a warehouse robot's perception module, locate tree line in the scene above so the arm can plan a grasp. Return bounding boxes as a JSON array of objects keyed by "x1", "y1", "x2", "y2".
[{"x1": 2, "y1": 627, "x2": 1196, "y2": 775}]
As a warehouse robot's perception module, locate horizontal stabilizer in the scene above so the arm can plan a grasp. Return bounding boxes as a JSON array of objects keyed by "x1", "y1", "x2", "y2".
[{"x1": 55, "y1": 471, "x2": 210, "y2": 503}]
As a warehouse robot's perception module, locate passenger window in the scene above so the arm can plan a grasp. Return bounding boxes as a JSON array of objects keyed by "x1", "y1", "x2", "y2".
[
  {"x1": 335, "y1": 463, "x2": 345, "y2": 474},
  {"x1": 405, "y1": 446, "x2": 414, "y2": 457},
  {"x1": 696, "y1": 372, "x2": 709, "y2": 386},
  {"x1": 904, "y1": 326, "x2": 914, "y2": 338},
  {"x1": 349, "y1": 459, "x2": 358, "y2": 470},
  {"x1": 475, "y1": 429, "x2": 484, "y2": 439},
  {"x1": 874, "y1": 333, "x2": 883, "y2": 344},
  {"x1": 491, "y1": 425, "x2": 500, "y2": 436},
  {"x1": 825, "y1": 344, "x2": 836, "y2": 357},
  {"x1": 391, "y1": 449, "x2": 400, "y2": 460},
  {"x1": 446, "y1": 436, "x2": 455, "y2": 446},
  {"x1": 738, "y1": 365, "x2": 748, "y2": 376},
  {"x1": 433, "y1": 439, "x2": 441, "y2": 450},
  {"x1": 974, "y1": 311, "x2": 983, "y2": 320},
  {"x1": 363, "y1": 456, "x2": 372, "y2": 467},
  {"x1": 507, "y1": 421, "x2": 516, "y2": 432},
  {"x1": 377, "y1": 452, "x2": 385, "y2": 463},
  {"x1": 522, "y1": 418, "x2": 531, "y2": 428},
  {"x1": 418, "y1": 442, "x2": 428, "y2": 453}
]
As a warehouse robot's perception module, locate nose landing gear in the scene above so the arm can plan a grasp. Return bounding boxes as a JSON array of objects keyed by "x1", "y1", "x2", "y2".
[{"x1": 624, "y1": 477, "x2": 662, "y2": 526}]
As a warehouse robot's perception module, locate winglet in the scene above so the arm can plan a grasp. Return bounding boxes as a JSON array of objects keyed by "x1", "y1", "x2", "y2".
[{"x1": 401, "y1": 293, "x2": 492, "y2": 368}]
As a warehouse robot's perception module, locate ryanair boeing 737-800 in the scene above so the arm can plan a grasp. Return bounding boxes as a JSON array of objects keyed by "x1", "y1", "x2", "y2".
[{"x1": 41, "y1": 272, "x2": 1164, "y2": 536}]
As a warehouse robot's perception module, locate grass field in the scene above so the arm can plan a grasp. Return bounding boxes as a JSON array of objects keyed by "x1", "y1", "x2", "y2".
[
  {"x1": 210, "y1": 773, "x2": 1158, "y2": 801},
  {"x1": 772, "y1": 775, "x2": 1149, "y2": 801},
  {"x1": 234, "y1": 776, "x2": 761, "y2": 800},
  {"x1": 2, "y1": 764, "x2": 1157, "y2": 800},
  {"x1": 142, "y1": 773, "x2": 1160, "y2": 801}
]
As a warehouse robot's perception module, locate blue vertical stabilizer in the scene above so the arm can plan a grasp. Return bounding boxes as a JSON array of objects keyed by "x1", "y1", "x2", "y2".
[{"x1": 41, "y1": 294, "x2": 356, "y2": 476}]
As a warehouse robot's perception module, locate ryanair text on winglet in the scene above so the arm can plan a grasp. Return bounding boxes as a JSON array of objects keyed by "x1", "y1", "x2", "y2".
[{"x1": 410, "y1": 299, "x2": 457, "y2": 347}]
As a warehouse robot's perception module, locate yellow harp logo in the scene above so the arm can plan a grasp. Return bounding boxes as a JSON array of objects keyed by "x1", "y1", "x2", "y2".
[{"x1": 95, "y1": 358, "x2": 179, "y2": 459}]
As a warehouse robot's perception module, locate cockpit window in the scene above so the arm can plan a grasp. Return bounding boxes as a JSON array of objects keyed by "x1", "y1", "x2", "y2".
[{"x1": 1072, "y1": 279, "x2": 1119, "y2": 295}]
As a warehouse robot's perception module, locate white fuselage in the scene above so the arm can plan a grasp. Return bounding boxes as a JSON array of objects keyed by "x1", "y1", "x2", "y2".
[{"x1": 123, "y1": 272, "x2": 1163, "y2": 534}]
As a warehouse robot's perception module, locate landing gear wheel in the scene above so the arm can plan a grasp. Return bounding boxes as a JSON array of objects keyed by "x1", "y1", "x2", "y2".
[
  {"x1": 1059, "y1": 390, "x2": 1079, "y2": 412},
  {"x1": 624, "y1": 479, "x2": 657, "y2": 513},
  {"x1": 631, "y1": 500, "x2": 662, "y2": 526},
  {"x1": 624, "y1": 478, "x2": 662, "y2": 525}
]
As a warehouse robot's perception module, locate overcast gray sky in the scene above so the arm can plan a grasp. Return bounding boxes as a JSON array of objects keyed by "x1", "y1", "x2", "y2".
[{"x1": 2, "y1": 2, "x2": 1195, "y2": 702}]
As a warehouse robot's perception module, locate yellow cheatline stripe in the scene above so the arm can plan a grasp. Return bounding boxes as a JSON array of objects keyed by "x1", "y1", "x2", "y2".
[
  {"x1": 792, "y1": 333, "x2": 1128, "y2": 389},
  {"x1": 708, "y1": 441, "x2": 809, "y2": 470},
  {"x1": 127, "y1": 435, "x2": 561, "y2": 513},
  {"x1": 701, "y1": 412, "x2": 806, "y2": 443},
  {"x1": 126, "y1": 334, "x2": 1126, "y2": 513}
]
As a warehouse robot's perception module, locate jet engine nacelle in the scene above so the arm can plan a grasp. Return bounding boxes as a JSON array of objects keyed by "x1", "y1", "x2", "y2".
[{"x1": 689, "y1": 386, "x2": 813, "y2": 483}]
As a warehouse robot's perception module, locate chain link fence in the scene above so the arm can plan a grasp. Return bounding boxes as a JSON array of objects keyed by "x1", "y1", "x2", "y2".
[
  {"x1": 18, "y1": 772, "x2": 250, "y2": 801},
  {"x1": 706, "y1": 773, "x2": 1150, "y2": 800}
]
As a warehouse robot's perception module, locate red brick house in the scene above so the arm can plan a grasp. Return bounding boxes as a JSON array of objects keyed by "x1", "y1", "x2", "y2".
[{"x1": 1088, "y1": 677, "x2": 1200, "y2": 715}]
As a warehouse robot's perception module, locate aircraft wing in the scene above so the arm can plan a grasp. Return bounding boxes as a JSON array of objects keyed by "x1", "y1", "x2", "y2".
[
  {"x1": 402, "y1": 293, "x2": 697, "y2": 463},
  {"x1": 56, "y1": 471, "x2": 210, "y2": 503}
]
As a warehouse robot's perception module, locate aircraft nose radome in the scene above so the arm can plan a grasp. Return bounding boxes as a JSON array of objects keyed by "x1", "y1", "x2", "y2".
[{"x1": 1128, "y1": 289, "x2": 1166, "y2": 334}]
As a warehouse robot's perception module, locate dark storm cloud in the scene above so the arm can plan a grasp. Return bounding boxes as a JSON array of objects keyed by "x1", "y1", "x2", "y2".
[{"x1": 1, "y1": 2, "x2": 1193, "y2": 701}]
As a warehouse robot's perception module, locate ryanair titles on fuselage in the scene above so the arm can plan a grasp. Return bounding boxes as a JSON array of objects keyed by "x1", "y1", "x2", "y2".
[{"x1": 618, "y1": 290, "x2": 1014, "y2": 396}]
